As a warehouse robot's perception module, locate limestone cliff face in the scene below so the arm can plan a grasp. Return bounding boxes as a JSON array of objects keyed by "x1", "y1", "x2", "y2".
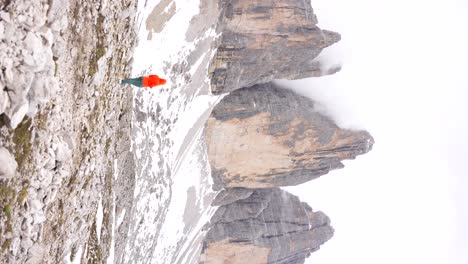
[
  {"x1": 205, "y1": 83, "x2": 374, "y2": 189},
  {"x1": 200, "y1": 188, "x2": 333, "y2": 264},
  {"x1": 210, "y1": 0, "x2": 341, "y2": 94}
]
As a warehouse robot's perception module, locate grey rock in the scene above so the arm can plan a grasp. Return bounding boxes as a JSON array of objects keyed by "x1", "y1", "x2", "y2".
[
  {"x1": 201, "y1": 188, "x2": 333, "y2": 264},
  {"x1": 27, "y1": 73, "x2": 55, "y2": 116},
  {"x1": 0, "y1": 147, "x2": 17, "y2": 179},
  {"x1": 20, "y1": 237, "x2": 33, "y2": 250},
  {"x1": 1, "y1": 20, "x2": 18, "y2": 41},
  {"x1": 47, "y1": 0, "x2": 69, "y2": 25},
  {"x1": 15, "y1": 1, "x2": 47, "y2": 30},
  {"x1": 210, "y1": 0, "x2": 341, "y2": 94},
  {"x1": 25, "y1": 244, "x2": 46, "y2": 264},
  {"x1": 205, "y1": 83, "x2": 374, "y2": 189},
  {"x1": 50, "y1": 15, "x2": 68, "y2": 33}
]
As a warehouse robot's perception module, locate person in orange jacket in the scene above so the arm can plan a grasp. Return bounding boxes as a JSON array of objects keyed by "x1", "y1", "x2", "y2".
[{"x1": 121, "y1": 75, "x2": 167, "y2": 88}]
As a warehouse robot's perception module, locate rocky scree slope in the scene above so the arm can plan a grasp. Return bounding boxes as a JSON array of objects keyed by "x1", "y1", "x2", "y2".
[
  {"x1": 0, "y1": 0, "x2": 137, "y2": 263},
  {"x1": 0, "y1": 0, "x2": 64, "y2": 129}
]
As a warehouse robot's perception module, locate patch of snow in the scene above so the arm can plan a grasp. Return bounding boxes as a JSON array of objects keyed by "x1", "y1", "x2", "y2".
[
  {"x1": 53, "y1": 137, "x2": 72, "y2": 162},
  {"x1": 169, "y1": 94, "x2": 220, "y2": 169},
  {"x1": 0, "y1": 0, "x2": 66, "y2": 128},
  {"x1": 124, "y1": 0, "x2": 222, "y2": 263},
  {"x1": 106, "y1": 192, "x2": 116, "y2": 264},
  {"x1": 152, "y1": 129, "x2": 218, "y2": 264},
  {"x1": 113, "y1": 159, "x2": 118, "y2": 180},
  {"x1": 132, "y1": 0, "x2": 200, "y2": 77},
  {"x1": 64, "y1": 246, "x2": 83, "y2": 264},
  {"x1": 96, "y1": 195, "x2": 103, "y2": 243},
  {"x1": 73, "y1": 247, "x2": 83, "y2": 264},
  {"x1": 116, "y1": 208, "x2": 126, "y2": 228},
  {"x1": 188, "y1": 51, "x2": 208, "y2": 76}
]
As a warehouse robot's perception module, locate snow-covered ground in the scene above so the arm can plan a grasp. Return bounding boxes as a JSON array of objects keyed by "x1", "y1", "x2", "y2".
[{"x1": 114, "y1": 0, "x2": 222, "y2": 263}]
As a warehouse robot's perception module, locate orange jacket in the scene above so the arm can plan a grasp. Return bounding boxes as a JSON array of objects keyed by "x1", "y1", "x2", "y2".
[{"x1": 142, "y1": 75, "x2": 167, "y2": 88}]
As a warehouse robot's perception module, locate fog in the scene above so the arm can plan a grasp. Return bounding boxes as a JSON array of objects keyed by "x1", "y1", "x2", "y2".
[{"x1": 279, "y1": 0, "x2": 468, "y2": 263}]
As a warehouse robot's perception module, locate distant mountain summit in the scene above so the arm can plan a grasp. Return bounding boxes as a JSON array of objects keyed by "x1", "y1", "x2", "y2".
[
  {"x1": 205, "y1": 83, "x2": 374, "y2": 189},
  {"x1": 200, "y1": 1, "x2": 374, "y2": 263},
  {"x1": 201, "y1": 188, "x2": 333, "y2": 264},
  {"x1": 210, "y1": 0, "x2": 341, "y2": 94}
]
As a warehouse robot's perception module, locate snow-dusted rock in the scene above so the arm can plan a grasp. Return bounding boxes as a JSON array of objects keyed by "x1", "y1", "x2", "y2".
[
  {"x1": 4, "y1": 68, "x2": 34, "y2": 99},
  {"x1": 28, "y1": 74, "x2": 49, "y2": 102},
  {"x1": 54, "y1": 138, "x2": 72, "y2": 162},
  {"x1": 1, "y1": 20, "x2": 17, "y2": 41},
  {"x1": 25, "y1": 244, "x2": 46, "y2": 264},
  {"x1": 21, "y1": 238, "x2": 34, "y2": 250},
  {"x1": 42, "y1": 187, "x2": 58, "y2": 205},
  {"x1": 23, "y1": 31, "x2": 42, "y2": 53},
  {"x1": 30, "y1": 199, "x2": 43, "y2": 213},
  {"x1": 0, "y1": 11, "x2": 11, "y2": 23},
  {"x1": 0, "y1": 147, "x2": 18, "y2": 179},
  {"x1": 32, "y1": 211, "x2": 46, "y2": 225},
  {"x1": 0, "y1": 1, "x2": 64, "y2": 129},
  {"x1": 7, "y1": 101, "x2": 30, "y2": 129},
  {"x1": 50, "y1": 15, "x2": 68, "y2": 33},
  {"x1": 52, "y1": 35, "x2": 66, "y2": 57},
  {"x1": 43, "y1": 154, "x2": 56, "y2": 170},
  {"x1": 0, "y1": 56, "x2": 14, "y2": 73},
  {"x1": 3, "y1": 66, "x2": 34, "y2": 127},
  {"x1": 27, "y1": 73, "x2": 55, "y2": 116},
  {"x1": 15, "y1": 2, "x2": 47, "y2": 30}
]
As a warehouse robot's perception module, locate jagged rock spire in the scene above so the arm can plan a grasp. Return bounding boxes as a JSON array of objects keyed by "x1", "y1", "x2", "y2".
[
  {"x1": 210, "y1": 0, "x2": 341, "y2": 94},
  {"x1": 205, "y1": 83, "x2": 374, "y2": 189}
]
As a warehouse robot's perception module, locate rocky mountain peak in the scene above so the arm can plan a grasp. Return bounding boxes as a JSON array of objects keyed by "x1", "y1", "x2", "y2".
[
  {"x1": 201, "y1": 188, "x2": 333, "y2": 264},
  {"x1": 209, "y1": 0, "x2": 341, "y2": 94},
  {"x1": 205, "y1": 83, "x2": 374, "y2": 190}
]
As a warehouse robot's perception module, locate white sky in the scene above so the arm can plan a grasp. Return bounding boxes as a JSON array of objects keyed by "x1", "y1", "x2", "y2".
[{"x1": 281, "y1": 0, "x2": 468, "y2": 263}]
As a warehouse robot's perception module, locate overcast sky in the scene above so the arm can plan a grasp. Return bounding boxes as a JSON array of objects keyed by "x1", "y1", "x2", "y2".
[{"x1": 281, "y1": 0, "x2": 468, "y2": 263}]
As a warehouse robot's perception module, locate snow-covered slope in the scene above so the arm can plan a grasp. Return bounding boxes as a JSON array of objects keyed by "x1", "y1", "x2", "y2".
[{"x1": 120, "y1": 0, "x2": 222, "y2": 263}]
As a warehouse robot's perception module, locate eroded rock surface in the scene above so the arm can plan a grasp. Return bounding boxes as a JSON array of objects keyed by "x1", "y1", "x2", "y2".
[
  {"x1": 201, "y1": 188, "x2": 333, "y2": 264},
  {"x1": 210, "y1": 0, "x2": 341, "y2": 94},
  {"x1": 0, "y1": 0, "x2": 67, "y2": 128},
  {"x1": 205, "y1": 83, "x2": 374, "y2": 189}
]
